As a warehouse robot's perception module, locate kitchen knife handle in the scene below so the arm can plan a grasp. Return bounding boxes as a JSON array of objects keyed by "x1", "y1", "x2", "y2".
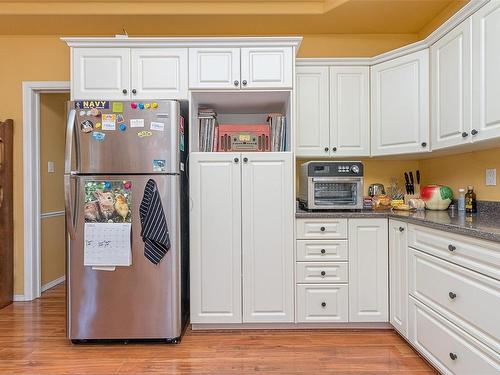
[
  {"x1": 64, "y1": 109, "x2": 76, "y2": 175},
  {"x1": 64, "y1": 175, "x2": 77, "y2": 240}
]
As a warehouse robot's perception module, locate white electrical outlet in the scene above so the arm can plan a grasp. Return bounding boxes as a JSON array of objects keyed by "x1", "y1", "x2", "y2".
[
  {"x1": 486, "y1": 168, "x2": 496, "y2": 186},
  {"x1": 47, "y1": 161, "x2": 55, "y2": 173}
]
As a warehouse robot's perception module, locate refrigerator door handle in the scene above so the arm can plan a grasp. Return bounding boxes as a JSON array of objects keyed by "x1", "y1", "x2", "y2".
[
  {"x1": 64, "y1": 175, "x2": 78, "y2": 240},
  {"x1": 65, "y1": 109, "x2": 76, "y2": 175}
]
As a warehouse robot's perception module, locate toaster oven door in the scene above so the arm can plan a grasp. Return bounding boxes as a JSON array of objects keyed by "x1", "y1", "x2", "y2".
[{"x1": 310, "y1": 178, "x2": 363, "y2": 209}]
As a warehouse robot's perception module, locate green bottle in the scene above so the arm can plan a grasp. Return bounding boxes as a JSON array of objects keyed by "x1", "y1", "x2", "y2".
[{"x1": 465, "y1": 185, "x2": 477, "y2": 213}]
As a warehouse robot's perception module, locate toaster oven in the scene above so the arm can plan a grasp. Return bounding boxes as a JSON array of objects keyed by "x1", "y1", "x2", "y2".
[{"x1": 299, "y1": 161, "x2": 364, "y2": 210}]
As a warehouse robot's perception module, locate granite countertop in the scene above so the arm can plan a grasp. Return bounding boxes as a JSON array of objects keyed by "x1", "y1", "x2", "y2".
[{"x1": 296, "y1": 205, "x2": 500, "y2": 243}]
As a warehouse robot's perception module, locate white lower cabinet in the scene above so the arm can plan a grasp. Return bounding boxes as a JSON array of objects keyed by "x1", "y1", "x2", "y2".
[
  {"x1": 297, "y1": 284, "x2": 348, "y2": 323},
  {"x1": 409, "y1": 296, "x2": 500, "y2": 375},
  {"x1": 348, "y1": 219, "x2": 389, "y2": 322},
  {"x1": 389, "y1": 220, "x2": 408, "y2": 337},
  {"x1": 190, "y1": 152, "x2": 294, "y2": 324}
]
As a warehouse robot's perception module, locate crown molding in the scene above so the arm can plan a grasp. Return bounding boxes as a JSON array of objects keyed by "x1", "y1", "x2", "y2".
[
  {"x1": 297, "y1": 0, "x2": 489, "y2": 67},
  {"x1": 62, "y1": 36, "x2": 303, "y2": 52}
]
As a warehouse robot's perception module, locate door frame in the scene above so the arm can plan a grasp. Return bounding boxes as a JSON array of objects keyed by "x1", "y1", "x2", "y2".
[{"x1": 22, "y1": 81, "x2": 70, "y2": 301}]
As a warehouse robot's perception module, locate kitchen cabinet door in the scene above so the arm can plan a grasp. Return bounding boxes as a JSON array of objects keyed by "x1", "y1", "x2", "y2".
[
  {"x1": 431, "y1": 19, "x2": 472, "y2": 150},
  {"x1": 389, "y1": 220, "x2": 408, "y2": 338},
  {"x1": 188, "y1": 48, "x2": 240, "y2": 89},
  {"x1": 189, "y1": 153, "x2": 242, "y2": 323},
  {"x1": 295, "y1": 66, "x2": 330, "y2": 157},
  {"x1": 72, "y1": 48, "x2": 130, "y2": 100},
  {"x1": 240, "y1": 47, "x2": 293, "y2": 89},
  {"x1": 472, "y1": 0, "x2": 500, "y2": 142},
  {"x1": 330, "y1": 66, "x2": 370, "y2": 157},
  {"x1": 130, "y1": 48, "x2": 188, "y2": 99},
  {"x1": 371, "y1": 50, "x2": 430, "y2": 156},
  {"x1": 241, "y1": 153, "x2": 294, "y2": 323},
  {"x1": 349, "y1": 218, "x2": 389, "y2": 322}
]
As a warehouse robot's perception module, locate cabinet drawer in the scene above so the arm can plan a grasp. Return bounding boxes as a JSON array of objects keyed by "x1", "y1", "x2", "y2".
[
  {"x1": 409, "y1": 296, "x2": 500, "y2": 375},
  {"x1": 296, "y1": 218, "x2": 348, "y2": 239},
  {"x1": 296, "y1": 262, "x2": 348, "y2": 283},
  {"x1": 409, "y1": 248, "x2": 500, "y2": 352},
  {"x1": 296, "y1": 240, "x2": 348, "y2": 261},
  {"x1": 296, "y1": 284, "x2": 348, "y2": 322},
  {"x1": 408, "y1": 224, "x2": 500, "y2": 280}
]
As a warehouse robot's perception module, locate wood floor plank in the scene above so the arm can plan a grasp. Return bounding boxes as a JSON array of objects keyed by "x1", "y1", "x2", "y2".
[{"x1": 0, "y1": 284, "x2": 436, "y2": 374}]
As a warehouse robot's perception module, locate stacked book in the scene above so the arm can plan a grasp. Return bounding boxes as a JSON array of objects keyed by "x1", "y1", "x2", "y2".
[
  {"x1": 198, "y1": 108, "x2": 218, "y2": 152},
  {"x1": 267, "y1": 113, "x2": 287, "y2": 151}
]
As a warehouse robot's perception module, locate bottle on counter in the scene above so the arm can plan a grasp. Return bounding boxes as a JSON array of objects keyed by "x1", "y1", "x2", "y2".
[
  {"x1": 457, "y1": 188, "x2": 466, "y2": 212},
  {"x1": 465, "y1": 185, "x2": 477, "y2": 213}
]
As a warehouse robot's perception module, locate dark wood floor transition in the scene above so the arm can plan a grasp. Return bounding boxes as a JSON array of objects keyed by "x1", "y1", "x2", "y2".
[{"x1": 0, "y1": 284, "x2": 435, "y2": 374}]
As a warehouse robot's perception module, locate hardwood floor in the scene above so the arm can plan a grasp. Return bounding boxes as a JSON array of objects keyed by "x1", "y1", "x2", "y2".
[{"x1": 0, "y1": 284, "x2": 435, "y2": 374}]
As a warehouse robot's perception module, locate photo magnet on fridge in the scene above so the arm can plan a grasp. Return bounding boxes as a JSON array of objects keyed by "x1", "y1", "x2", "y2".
[
  {"x1": 80, "y1": 119, "x2": 94, "y2": 133},
  {"x1": 84, "y1": 180, "x2": 132, "y2": 223},
  {"x1": 152, "y1": 159, "x2": 166, "y2": 172}
]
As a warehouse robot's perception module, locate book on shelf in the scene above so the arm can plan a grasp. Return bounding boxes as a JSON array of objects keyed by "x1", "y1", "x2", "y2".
[
  {"x1": 198, "y1": 108, "x2": 218, "y2": 152},
  {"x1": 267, "y1": 113, "x2": 287, "y2": 152}
]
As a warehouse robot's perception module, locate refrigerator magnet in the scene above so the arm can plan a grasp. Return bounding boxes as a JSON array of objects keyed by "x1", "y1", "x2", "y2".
[
  {"x1": 116, "y1": 114, "x2": 125, "y2": 123},
  {"x1": 80, "y1": 119, "x2": 94, "y2": 133},
  {"x1": 92, "y1": 131, "x2": 106, "y2": 141},
  {"x1": 137, "y1": 130, "x2": 152, "y2": 138},
  {"x1": 112, "y1": 102, "x2": 124, "y2": 113},
  {"x1": 150, "y1": 121, "x2": 165, "y2": 131},
  {"x1": 152, "y1": 159, "x2": 166, "y2": 172},
  {"x1": 130, "y1": 119, "x2": 144, "y2": 128},
  {"x1": 101, "y1": 114, "x2": 116, "y2": 131}
]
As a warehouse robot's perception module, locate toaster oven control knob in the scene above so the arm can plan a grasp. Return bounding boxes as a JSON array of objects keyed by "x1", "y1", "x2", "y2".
[{"x1": 350, "y1": 165, "x2": 360, "y2": 174}]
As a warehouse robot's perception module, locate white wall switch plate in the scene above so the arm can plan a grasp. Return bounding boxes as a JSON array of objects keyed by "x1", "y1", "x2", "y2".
[
  {"x1": 47, "y1": 161, "x2": 55, "y2": 173},
  {"x1": 486, "y1": 168, "x2": 496, "y2": 186}
]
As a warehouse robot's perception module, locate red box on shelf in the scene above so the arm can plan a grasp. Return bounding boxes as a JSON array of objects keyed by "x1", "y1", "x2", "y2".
[{"x1": 217, "y1": 124, "x2": 271, "y2": 152}]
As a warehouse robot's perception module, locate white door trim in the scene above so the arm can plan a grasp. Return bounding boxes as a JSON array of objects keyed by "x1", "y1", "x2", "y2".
[{"x1": 22, "y1": 81, "x2": 70, "y2": 301}]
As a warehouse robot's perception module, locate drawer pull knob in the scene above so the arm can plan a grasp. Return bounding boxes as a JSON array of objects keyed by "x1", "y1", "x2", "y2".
[
  {"x1": 449, "y1": 352, "x2": 457, "y2": 360},
  {"x1": 320, "y1": 226, "x2": 326, "y2": 232},
  {"x1": 399, "y1": 227, "x2": 405, "y2": 232},
  {"x1": 448, "y1": 244, "x2": 456, "y2": 252},
  {"x1": 320, "y1": 249, "x2": 326, "y2": 254},
  {"x1": 321, "y1": 302, "x2": 326, "y2": 307},
  {"x1": 320, "y1": 271, "x2": 326, "y2": 276},
  {"x1": 449, "y1": 292, "x2": 457, "y2": 299}
]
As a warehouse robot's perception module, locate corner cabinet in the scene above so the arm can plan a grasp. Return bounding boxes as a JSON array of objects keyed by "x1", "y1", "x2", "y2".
[
  {"x1": 371, "y1": 49, "x2": 430, "y2": 156},
  {"x1": 72, "y1": 47, "x2": 188, "y2": 100},
  {"x1": 348, "y1": 219, "x2": 388, "y2": 322},
  {"x1": 190, "y1": 152, "x2": 294, "y2": 324},
  {"x1": 389, "y1": 220, "x2": 408, "y2": 338}
]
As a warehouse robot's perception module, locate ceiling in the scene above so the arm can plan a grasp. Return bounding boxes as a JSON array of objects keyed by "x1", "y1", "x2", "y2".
[{"x1": 0, "y1": 0, "x2": 466, "y2": 35}]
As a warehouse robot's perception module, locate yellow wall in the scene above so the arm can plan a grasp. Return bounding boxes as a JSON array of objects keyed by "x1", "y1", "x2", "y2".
[
  {"x1": 39, "y1": 93, "x2": 69, "y2": 286},
  {"x1": 420, "y1": 148, "x2": 500, "y2": 202}
]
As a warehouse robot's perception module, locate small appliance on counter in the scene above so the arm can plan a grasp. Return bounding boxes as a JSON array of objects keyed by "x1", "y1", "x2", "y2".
[{"x1": 299, "y1": 161, "x2": 364, "y2": 210}]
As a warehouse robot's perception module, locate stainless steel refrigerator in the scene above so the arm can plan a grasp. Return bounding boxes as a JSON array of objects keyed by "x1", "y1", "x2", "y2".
[{"x1": 64, "y1": 99, "x2": 189, "y2": 342}]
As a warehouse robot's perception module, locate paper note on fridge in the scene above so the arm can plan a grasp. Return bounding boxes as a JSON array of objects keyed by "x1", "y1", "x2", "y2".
[
  {"x1": 84, "y1": 223, "x2": 132, "y2": 267},
  {"x1": 101, "y1": 114, "x2": 116, "y2": 131},
  {"x1": 130, "y1": 119, "x2": 145, "y2": 128},
  {"x1": 150, "y1": 122, "x2": 165, "y2": 131}
]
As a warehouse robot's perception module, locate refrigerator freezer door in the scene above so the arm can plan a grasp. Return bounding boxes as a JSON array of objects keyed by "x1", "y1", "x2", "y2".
[
  {"x1": 67, "y1": 174, "x2": 181, "y2": 340},
  {"x1": 67, "y1": 100, "x2": 180, "y2": 174}
]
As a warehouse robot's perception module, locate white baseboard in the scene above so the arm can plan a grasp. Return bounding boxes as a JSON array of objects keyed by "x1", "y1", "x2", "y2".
[
  {"x1": 191, "y1": 322, "x2": 392, "y2": 330},
  {"x1": 13, "y1": 295, "x2": 27, "y2": 302},
  {"x1": 41, "y1": 276, "x2": 66, "y2": 293}
]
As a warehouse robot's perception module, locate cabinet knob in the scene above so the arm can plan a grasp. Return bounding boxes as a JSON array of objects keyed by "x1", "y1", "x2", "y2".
[
  {"x1": 321, "y1": 302, "x2": 327, "y2": 307},
  {"x1": 449, "y1": 352, "x2": 458, "y2": 361},
  {"x1": 243, "y1": 157, "x2": 248, "y2": 163},
  {"x1": 399, "y1": 227, "x2": 405, "y2": 232},
  {"x1": 449, "y1": 291, "x2": 457, "y2": 299},
  {"x1": 242, "y1": 80, "x2": 247, "y2": 86},
  {"x1": 332, "y1": 147, "x2": 337, "y2": 152},
  {"x1": 448, "y1": 244, "x2": 456, "y2": 252},
  {"x1": 324, "y1": 147, "x2": 329, "y2": 152},
  {"x1": 421, "y1": 142, "x2": 427, "y2": 148},
  {"x1": 234, "y1": 157, "x2": 239, "y2": 163},
  {"x1": 320, "y1": 226, "x2": 326, "y2": 232},
  {"x1": 122, "y1": 89, "x2": 128, "y2": 94},
  {"x1": 471, "y1": 129, "x2": 478, "y2": 136},
  {"x1": 462, "y1": 131, "x2": 469, "y2": 138},
  {"x1": 320, "y1": 249, "x2": 326, "y2": 254},
  {"x1": 320, "y1": 271, "x2": 326, "y2": 277},
  {"x1": 234, "y1": 80, "x2": 239, "y2": 87},
  {"x1": 132, "y1": 89, "x2": 137, "y2": 94}
]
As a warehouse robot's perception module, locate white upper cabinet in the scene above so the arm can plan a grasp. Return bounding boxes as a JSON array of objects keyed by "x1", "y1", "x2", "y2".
[
  {"x1": 72, "y1": 48, "x2": 130, "y2": 100},
  {"x1": 240, "y1": 47, "x2": 293, "y2": 89},
  {"x1": 188, "y1": 48, "x2": 241, "y2": 89},
  {"x1": 189, "y1": 153, "x2": 242, "y2": 324},
  {"x1": 371, "y1": 49, "x2": 430, "y2": 156},
  {"x1": 131, "y1": 48, "x2": 188, "y2": 99},
  {"x1": 349, "y1": 219, "x2": 389, "y2": 322},
  {"x1": 431, "y1": 19, "x2": 472, "y2": 150},
  {"x1": 330, "y1": 66, "x2": 370, "y2": 156},
  {"x1": 241, "y1": 153, "x2": 294, "y2": 323},
  {"x1": 295, "y1": 66, "x2": 330, "y2": 157},
  {"x1": 389, "y1": 220, "x2": 408, "y2": 338},
  {"x1": 472, "y1": 0, "x2": 500, "y2": 142}
]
